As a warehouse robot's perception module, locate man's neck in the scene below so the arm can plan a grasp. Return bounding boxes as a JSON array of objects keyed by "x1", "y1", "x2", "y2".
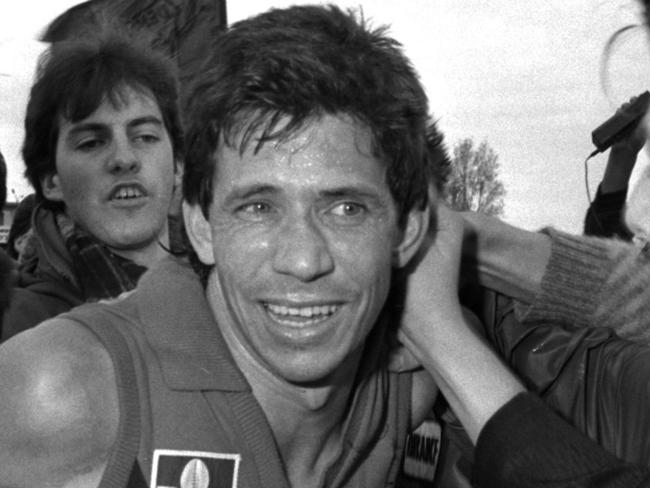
[
  {"x1": 110, "y1": 227, "x2": 170, "y2": 268},
  {"x1": 110, "y1": 239, "x2": 166, "y2": 268},
  {"x1": 220, "y1": 315, "x2": 360, "y2": 412}
]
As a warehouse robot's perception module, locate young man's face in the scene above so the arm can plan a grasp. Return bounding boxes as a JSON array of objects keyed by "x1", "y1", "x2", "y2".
[
  {"x1": 44, "y1": 86, "x2": 179, "y2": 257},
  {"x1": 186, "y1": 114, "x2": 425, "y2": 385}
]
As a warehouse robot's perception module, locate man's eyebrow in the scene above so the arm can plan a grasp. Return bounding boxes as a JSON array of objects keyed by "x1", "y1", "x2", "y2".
[
  {"x1": 64, "y1": 116, "x2": 164, "y2": 138},
  {"x1": 224, "y1": 184, "x2": 279, "y2": 203},
  {"x1": 319, "y1": 187, "x2": 387, "y2": 203},
  {"x1": 65, "y1": 122, "x2": 106, "y2": 137},
  {"x1": 128, "y1": 116, "x2": 165, "y2": 129},
  {"x1": 223, "y1": 185, "x2": 390, "y2": 207}
]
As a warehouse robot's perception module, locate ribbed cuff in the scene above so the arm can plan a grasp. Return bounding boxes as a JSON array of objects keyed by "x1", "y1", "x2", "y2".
[{"x1": 515, "y1": 229, "x2": 613, "y2": 328}]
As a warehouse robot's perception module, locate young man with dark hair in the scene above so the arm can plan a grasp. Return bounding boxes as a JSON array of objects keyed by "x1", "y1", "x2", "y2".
[{"x1": 2, "y1": 28, "x2": 183, "y2": 340}]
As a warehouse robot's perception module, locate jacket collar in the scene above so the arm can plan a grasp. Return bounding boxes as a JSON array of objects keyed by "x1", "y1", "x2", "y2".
[
  {"x1": 135, "y1": 256, "x2": 250, "y2": 392},
  {"x1": 26, "y1": 202, "x2": 79, "y2": 287}
]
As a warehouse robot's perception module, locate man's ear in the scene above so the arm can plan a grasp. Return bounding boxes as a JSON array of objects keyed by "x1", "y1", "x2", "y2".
[
  {"x1": 393, "y1": 205, "x2": 430, "y2": 268},
  {"x1": 41, "y1": 173, "x2": 64, "y2": 202},
  {"x1": 167, "y1": 160, "x2": 185, "y2": 217},
  {"x1": 173, "y1": 159, "x2": 184, "y2": 189},
  {"x1": 182, "y1": 200, "x2": 215, "y2": 265}
]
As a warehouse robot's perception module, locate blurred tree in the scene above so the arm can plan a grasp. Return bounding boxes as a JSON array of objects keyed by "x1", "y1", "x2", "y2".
[{"x1": 444, "y1": 138, "x2": 506, "y2": 216}]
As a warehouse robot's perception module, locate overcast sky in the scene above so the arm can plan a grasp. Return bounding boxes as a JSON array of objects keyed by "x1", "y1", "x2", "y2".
[{"x1": 1, "y1": 0, "x2": 648, "y2": 232}]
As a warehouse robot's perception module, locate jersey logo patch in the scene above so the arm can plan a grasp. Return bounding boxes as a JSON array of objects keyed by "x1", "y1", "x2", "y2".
[
  {"x1": 403, "y1": 419, "x2": 441, "y2": 482},
  {"x1": 151, "y1": 449, "x2": 241, "y2": 488}
]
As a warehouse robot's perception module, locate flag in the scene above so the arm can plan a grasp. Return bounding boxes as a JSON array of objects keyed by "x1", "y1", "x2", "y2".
[{"x1": 41, "y1": 0, "x2": 227, "y2": 86}]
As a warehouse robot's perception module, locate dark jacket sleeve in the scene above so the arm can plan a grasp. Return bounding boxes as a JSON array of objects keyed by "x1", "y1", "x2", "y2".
[
  {"x1": 473, "y1": 392, "x2": 650, "y2": 488},
  {"x1": 0, "y1": 249, "x2": 15, "y2": 337},
  {"x1": 584, "y1": 186, "x2": 632, "y2": 240},
  {"x1": 475, "y1": 289, "x2": 650, "y2": 465},
  {"x1": 2, "y1": 285, "x2": 81, "y2": 341}
]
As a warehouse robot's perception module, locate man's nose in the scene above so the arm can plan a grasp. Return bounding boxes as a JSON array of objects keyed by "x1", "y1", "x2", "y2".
[
  {"x1": 272, "y1": 215, "x2": 335, "y2": 282},
  {"x1": 106, "y1": 138, "x2": 140, "y2": 174}
]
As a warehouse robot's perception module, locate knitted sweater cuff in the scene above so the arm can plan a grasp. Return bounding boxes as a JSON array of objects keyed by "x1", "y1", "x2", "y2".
[{"x1": 514, "y1": 229, "x2": 613, "y2": 327}]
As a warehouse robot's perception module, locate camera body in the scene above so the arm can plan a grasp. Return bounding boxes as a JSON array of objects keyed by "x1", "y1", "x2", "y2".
[{"x1": 592, "y1": 91, "x2": 650, "y2": 153}]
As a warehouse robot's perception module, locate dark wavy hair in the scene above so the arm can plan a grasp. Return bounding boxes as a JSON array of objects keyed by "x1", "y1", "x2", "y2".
[
  {"x1": 22, "y1": 26, "x2": 184, "y2": 199},
  {"x1": 183, "y1": 4, "x2": 437, "y2": 227}
]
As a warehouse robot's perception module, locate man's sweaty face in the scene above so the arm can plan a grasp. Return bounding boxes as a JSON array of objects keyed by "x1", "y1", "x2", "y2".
[{"x1": 195, "y1": 114, "x2": 407, "y2": 385}]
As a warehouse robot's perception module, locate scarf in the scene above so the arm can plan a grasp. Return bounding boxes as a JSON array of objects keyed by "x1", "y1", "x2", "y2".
[{"x1": 56, "y1": 213, "x2": 147, "y2": 302}]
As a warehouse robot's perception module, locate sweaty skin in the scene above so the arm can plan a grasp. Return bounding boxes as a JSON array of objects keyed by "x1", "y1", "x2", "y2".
[{"x1": 184, "y1": 113, "x2": 432, "y2": 485}]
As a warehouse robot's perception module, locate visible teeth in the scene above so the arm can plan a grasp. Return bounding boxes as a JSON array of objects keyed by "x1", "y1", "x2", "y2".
[
  {"x1": 266, "y1": 303, "x2": 338, "y2": 318},
  {"x1": 114, "y1": 186, "x2": 144, "y2": 199}
]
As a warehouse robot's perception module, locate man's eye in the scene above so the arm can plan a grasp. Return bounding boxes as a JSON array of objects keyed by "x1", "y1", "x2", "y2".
[
  {"x1": 134, "y1": 134, "x2": 160, "y2": 144},
  {"x1": 236, "y1": 202, "x2": 275, "y2": 220},
  {"x1": 330, "y1": 202, "x2": 365, "y2": 217},
  {"x1": 76, "y1": 139, "x2": 104, "y2": 151},
  {"x1": 242, "y1": 202, "x2": 271, "y2": 213}
]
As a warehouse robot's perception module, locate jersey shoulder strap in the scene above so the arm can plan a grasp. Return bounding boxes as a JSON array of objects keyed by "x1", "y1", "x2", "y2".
[{"x1": 66, "y1": 304, "x2": 143, "y2": 488}]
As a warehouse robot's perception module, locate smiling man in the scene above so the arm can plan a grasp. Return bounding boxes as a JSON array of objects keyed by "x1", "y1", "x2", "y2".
[
  {"x1": 1, "y1": 28, "x2": 183, "y2": 340},
  {"x1": 190, "y1": 113, "x2": 408, "y2": 386},
  {"x1": 0, "y1": 5, "x2": 455, "y2": 487}
]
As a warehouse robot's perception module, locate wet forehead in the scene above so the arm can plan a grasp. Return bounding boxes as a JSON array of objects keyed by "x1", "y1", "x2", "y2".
[
  {"x1": 272, "y1": 114, "x2": 374, "y2": 161},
  {"x1": 215, "y1": 114, "x2": 387, "y2": 190}
]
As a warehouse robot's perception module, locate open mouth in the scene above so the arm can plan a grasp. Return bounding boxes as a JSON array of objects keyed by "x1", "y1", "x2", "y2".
[
  {"x1": 110, "y1": 184, "x2": 146, "y2": 201},
  {"x1": 263, "y1": 302, "x2": 340, "y2": 326}
]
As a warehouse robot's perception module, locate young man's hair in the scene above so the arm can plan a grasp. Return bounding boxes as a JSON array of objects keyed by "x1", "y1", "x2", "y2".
[
  {"x1": 183, "y1": 4, "x2": 436, "y2": 226},
  {"x1": 22, "y1": 26, "x2": 184, "y2": 199}
]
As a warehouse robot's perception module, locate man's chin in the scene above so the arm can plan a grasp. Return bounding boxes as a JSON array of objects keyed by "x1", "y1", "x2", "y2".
[
  {"x1": 268, "y1": 349, "x2": 361, "y2": 388},
  {"x1": 103, "y1": 231, "x2": 167, "y2": 265}
]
